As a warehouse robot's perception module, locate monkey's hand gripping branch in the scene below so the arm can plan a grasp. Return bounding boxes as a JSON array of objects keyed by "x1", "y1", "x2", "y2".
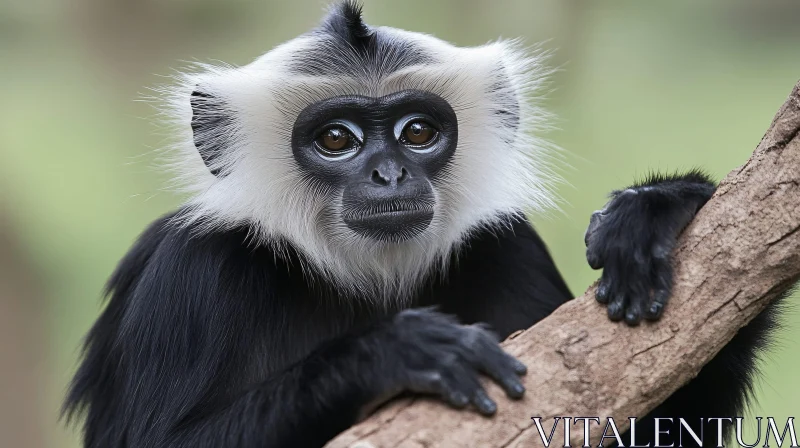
[{"x1": 327, "y1": 80, "x2": 800, "y2": 448}]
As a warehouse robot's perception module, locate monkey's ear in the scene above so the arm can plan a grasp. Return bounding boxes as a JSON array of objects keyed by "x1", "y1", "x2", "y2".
[
  {"x1": 494, "y1": 87, "x2": 520, "y2": 139},
  {"x1": 190, "y1": 88, "x2": 232, "y2": 177},
  {"x1": 489, "y1": 69, "x2": 521, "y2": 138}
]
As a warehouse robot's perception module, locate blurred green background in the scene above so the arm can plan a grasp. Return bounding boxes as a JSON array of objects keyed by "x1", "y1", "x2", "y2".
[{"x1": 1, "y1": 0, "x2": 798, "y2": 447}]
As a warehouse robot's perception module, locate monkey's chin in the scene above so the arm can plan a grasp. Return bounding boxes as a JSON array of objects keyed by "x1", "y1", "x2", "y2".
[{"x1": 343, "y1": 209, "x2": 434, "y2": 243}]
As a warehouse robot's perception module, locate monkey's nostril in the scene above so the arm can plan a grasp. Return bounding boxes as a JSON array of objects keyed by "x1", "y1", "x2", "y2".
[
  {"x1": 372, "y1": 169, "x2": 389, "y2": 186},
  {"x1": 398, "y1": 167, "x2": 409, "y2": 183}
]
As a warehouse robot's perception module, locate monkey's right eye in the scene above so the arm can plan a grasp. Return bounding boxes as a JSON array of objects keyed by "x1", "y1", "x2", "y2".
[
  {"x1": 314, "y1": 126, "x2": 360, "y2": 159},
  {"x1": 320, "y1": 128, "x2": 349, "y2": 151}
]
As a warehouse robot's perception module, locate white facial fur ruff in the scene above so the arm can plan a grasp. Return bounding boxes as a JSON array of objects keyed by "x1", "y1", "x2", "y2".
[{"x1": 156, "y1": 26, "x2": 560, "y2": 303}]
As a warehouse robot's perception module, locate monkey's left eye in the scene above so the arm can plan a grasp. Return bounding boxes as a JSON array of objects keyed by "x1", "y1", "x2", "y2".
[
  {"x1": 314, "y1": 126, "x2": 360, "y2": 158},
  {"x1": 400, "y1": 121, "x2": 438, "y2": 147}
]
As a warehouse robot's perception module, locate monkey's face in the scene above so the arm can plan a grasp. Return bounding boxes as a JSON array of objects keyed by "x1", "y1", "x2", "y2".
[
  {"x1": 167, "y1": 2, "x2": 558, "y2": 293},
  {"x1": 291, "y1": 90, "x2": 457, "y2": 242}
]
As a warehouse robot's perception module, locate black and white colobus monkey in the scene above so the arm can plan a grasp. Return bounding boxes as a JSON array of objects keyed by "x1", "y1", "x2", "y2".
[{"x1": 65, "y1": 2, "x2": 785, "y2": 447}]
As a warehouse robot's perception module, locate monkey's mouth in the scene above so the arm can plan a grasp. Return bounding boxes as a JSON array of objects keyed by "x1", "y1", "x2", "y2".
[{"x1": 341, "y1": 200, "x2": 434, "y2": 242}]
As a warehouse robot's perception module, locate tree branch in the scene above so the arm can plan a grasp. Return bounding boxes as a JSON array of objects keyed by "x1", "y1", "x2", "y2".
[{"x1": 327, "y1": 80, "x2": 800, "y2": 448}]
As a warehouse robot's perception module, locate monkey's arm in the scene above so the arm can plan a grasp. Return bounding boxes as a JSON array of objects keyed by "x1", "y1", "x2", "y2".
[
  {"x1": 170, "y1": 311, "x2": 527, "y2": 448},
  {"x1": 584, "y1": 170, "x2": 716, "y2": 325},
  {"x1": 163, "y1": 330, "x2": 380, "y2": 447},
  {"x1": 66, "y1": 217, "x2": 524, "y2": 448}
]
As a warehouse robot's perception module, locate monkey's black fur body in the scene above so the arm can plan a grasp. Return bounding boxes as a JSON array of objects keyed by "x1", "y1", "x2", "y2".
[
  {"x1": 65, "y1": 2, "x2": 786, "y2": 447},
  {"x1": 67, "y1": 211, "x2": 567, "y2": 447}
]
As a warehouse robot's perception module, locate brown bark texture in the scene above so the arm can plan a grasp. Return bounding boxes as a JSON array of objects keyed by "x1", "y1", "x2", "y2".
[{"x1": 327, "y1": 80, "x2": 800, "y2": 448}]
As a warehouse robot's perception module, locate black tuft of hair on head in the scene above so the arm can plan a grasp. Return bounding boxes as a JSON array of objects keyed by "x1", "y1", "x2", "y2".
[{"x1": 321, "y1": 0, "x2": 374, "y2": 49}]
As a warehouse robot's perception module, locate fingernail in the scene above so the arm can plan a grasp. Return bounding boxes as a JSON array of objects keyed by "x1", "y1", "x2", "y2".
[{"x1": 649, "y1": 302, "x2": 663, "y2": 315}]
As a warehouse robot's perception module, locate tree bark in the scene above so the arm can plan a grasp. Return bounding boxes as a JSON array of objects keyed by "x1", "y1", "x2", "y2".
[{"x1": 327, "y1": 80, "x2": 800, "y2": 448}]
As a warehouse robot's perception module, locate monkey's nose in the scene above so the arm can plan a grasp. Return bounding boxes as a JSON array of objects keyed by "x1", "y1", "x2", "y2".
[{"x1": 371, "y1": 166, "x2": 409, "y2": 187}]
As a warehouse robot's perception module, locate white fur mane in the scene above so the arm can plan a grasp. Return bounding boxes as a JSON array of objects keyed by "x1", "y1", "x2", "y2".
[{"x1": 155, "y1": 26, "x2": 560, "y2": 303}]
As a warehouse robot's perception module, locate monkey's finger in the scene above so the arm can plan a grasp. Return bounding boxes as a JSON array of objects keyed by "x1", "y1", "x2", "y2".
[
  {"x1": 478, "y1": 357, "x2": 526, "y2": 399},
  {"x1": 439, "y1": 367, "x2": 497, "y2": 413},
  {"x1": 471, "y1": 387, "x2": 497, "y2": 416},
  {"x1": 407, "y1": 371, "x2": 470, "y2": 409},
  {"x1": 510, "y1": 357, "x2": 527, "y2": 375},
  {"x1": 645, "y1": 289, "x2": 670, "y2": 321},
  {"x1": 623, "y1": 273, "x2": 651, "y2": 326},
  {"x1": 443, "y1": 389, "x2": 470, "y2": 409},
  {"x1": 645, "y1": 257, "x2": 673, "y2": 321},
  {"x1": 607, "y1": 292, "x2": 627, "y2": 321},
  {"x1": 595, "y1": 269, "x2": 613, "y2": 304},
  {"x1": 496, "y1": 372, "x2": 526, "y2": 399},
  {"x1": 467, "y1": 339, "x2": 526, "y2": 399},
  {"x1": 441, "y1": 368, "x2": 484, "y2": 409},
  {"x1": 465, "y1": 326, "x2": 522, "y2": 371},
  {"x1": 624, "y1": 296, "x2": 644, "y2": 326}
]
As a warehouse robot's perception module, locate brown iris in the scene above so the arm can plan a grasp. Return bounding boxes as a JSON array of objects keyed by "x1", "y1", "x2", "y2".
[
  {"x1": 402, "y1": 121, "x2": 436, "y2": 146},
  {"x1": 318, "y1": 127, "x2": 350, "y2": 152}
]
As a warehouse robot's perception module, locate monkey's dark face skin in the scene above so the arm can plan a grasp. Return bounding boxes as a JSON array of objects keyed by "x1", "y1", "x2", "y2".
[{"x1": 291, "y1": 89, "x2": 458, "y2": 242}]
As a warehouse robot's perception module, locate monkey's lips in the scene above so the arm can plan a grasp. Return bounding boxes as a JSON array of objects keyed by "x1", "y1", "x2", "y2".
[{"x1": 342, "y1": 202, "x2": 434, "y2": 242}]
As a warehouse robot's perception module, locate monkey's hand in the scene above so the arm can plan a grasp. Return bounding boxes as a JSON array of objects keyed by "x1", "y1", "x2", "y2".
[
  {"x1": 583, "y1": 172, "x2": 716, "y2": 325},
  {"x1": 368, "y1": 308, "x2": 526, "y2": 416}
]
